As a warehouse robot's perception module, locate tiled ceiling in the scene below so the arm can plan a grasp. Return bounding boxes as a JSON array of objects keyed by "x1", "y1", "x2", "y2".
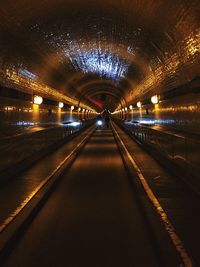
[{"x1": 0, "y1": 0, "x2": 199, "y2": 110}]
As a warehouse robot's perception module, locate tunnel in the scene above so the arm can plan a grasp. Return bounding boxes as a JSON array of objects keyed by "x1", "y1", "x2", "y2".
[{"x1": 0, "y1": 1, "x2": 199, "y2": 266}]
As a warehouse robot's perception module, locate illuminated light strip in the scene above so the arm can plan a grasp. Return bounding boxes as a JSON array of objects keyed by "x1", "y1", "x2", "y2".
[
  {"x1": 0, "y1": 127, "x2": 95, "y2": 234},
  {"x1": 112, "y1": 124, "x2": 193, "y2": 267}
]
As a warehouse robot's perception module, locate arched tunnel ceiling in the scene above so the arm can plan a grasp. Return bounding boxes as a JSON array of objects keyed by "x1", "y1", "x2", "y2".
[{"x1": 0, "y1": 0, "x2": 199, "y2": 111}]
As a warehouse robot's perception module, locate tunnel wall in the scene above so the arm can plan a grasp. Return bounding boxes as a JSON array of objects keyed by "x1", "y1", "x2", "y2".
[
  {"x1": 113, "y1": 92, "x2": 200, "y2": 189},
  {"x1": 0, "y1": 97, "x2": 94, "y2": 138},
  {"x1": 0, "y1": 95, "x2": 96, "y2": 181},
  {"x1": 118, "y1": 93, "x2": 200, "y2": 135}
]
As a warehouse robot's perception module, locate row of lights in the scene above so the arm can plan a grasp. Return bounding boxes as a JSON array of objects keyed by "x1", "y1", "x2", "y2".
[
  {"x1": 118, "y1": 95, "x2": 159, "y2": 112},
  {"x1": 33, "y1": 95, "x2": 92, "y2": 113},
  {"x1": 136, "y1": 95, "x2": 159, "y2": 108}
]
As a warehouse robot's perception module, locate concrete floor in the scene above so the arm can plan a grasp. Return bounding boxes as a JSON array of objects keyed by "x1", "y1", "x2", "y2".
[{"x1": 2, "y1": 129, "x2": 162, "y2": 267}]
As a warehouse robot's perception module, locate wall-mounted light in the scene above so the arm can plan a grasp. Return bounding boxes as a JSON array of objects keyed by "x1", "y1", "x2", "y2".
[
  {"x1": 59, "y1": 102, "x2": 64, "y2": 108},
  {"x1": 151, "y1": 95, "x2": 159, "y2": 104},
  {"x1": 129, "y1": 105, "x2": 133, "y2": 110},
  {"x1": 82, "y1": 109, "x2": 85, "y2": 112},
  {"x1": 33, "y1": 95, "x2": 43, "y2": 105},
  {"x1": 125, "y1": 107, "x2": 128, "y2": 111},
  {"x1": 137, "y1": 101, "x2": 142, "y2": 108},
  {"x1": 71, "y1": 105, "x2": 74, "y2": 111},
  {"x1": 78, "y1": 107, "x2": 81, "y2": 112},
  {"x1": 122, "y1": 108, "x2": 124, "y2": 112}
]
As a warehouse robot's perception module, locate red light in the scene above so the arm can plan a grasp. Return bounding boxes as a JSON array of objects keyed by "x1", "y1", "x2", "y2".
[{"x1": 88, "y1": 97, "x2": 103, "y2": 109}]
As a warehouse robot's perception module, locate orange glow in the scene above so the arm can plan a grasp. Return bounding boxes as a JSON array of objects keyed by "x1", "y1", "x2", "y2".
[
  {"x1": 33, "y1": 104, "x2": 39, "y2": 112},
  {"x1": 32, "y1": 104, "x2": 39, "y2": 121}
]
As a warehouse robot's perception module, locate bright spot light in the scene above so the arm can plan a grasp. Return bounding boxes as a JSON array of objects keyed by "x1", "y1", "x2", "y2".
[
  {"x1": 137, "y1": 101, "x2": 142, "y2": 108},
  {"x1": 71, "y1": 105, "x2": 75, "y2": 111},
  {"x1": 68, "y1": 122, "x2": 81, "y2": 127},
  {"x1": 97, "y1": 120, "x2": 103, "y2": 126},
  {"x1": 33, "y1": 95, "x2": 43, "y2": 105},
  {"x1": 139, "y1": 120, "x2": 155, "y2": 125},
  {"x1": 78, "y1": 107, "x2": 81, "y2": 112},
  {"x1": 129, "y1": 105, "x2": 133, "y2": 110},
  {"x1": 15, "y1": 121, "x2": 35, "y2": 126},
  {"x1": 125, "y1": 107, "x2": 128, "y2": 111},
  {"x1": 122, "y1": 108, "x2": 124, "y2": 112},
  {"x1": 151, "y1": 95, "x2": 159, "y2": 104},
  {"x1": 59, "y1": 102, "x2": 64, "y2": 108},
  {"x1": 82, "y1": 109, "x2": 85, "y2": 112}
]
